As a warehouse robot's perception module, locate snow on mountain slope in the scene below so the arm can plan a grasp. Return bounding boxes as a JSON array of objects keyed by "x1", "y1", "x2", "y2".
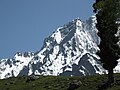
[
  {"x1": 0, "y1": 16, "x2": 115, "y2": 79},
  {"x1": 0, "y1": 52, "x2": 35, "y2": 79}
]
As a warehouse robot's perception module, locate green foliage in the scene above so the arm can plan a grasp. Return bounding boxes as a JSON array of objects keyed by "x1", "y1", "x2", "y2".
[
  {"x1": 0, "y1": 74, "x2": 120, "y2": 90},
  {"x1": 93, "y1": 0, "x2": 120, "y2": 70},
  {"x1": 93, "y1": 0, "x2": 120, "y2": 84}
]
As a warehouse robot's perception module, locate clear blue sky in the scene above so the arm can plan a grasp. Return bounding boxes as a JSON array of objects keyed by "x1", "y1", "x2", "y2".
[{"x1": 0, "y1": 0, "x2": 95, "y2": 59}]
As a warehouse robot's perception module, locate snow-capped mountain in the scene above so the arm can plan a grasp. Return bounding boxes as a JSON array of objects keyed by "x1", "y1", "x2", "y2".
[{"x1": 0, "y1": 16, "x2": 119, "y2": 79}]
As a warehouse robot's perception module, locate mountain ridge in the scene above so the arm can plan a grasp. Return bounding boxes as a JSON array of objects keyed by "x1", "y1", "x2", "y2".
[{"x1": 0, "y1": 16, "x2": 119, "y2": 79}]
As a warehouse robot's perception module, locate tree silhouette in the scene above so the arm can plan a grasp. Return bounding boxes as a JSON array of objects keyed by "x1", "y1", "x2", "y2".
[{"x1": 93, "y1": 0, "x2": 120, "y2": 84}]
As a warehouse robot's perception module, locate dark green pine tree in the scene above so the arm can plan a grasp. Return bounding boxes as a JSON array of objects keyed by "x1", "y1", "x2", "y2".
[{"x1": 93, "y1": 0, "x2": 120, "y2": 84}]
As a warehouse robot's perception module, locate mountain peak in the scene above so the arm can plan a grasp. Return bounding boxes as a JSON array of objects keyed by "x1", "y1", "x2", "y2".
[
  {"x1": 61, "y1": 18, "x2": 82, "y2": 30},
  {"x1": 1, "y1": 16, "x2": 120, "y2": 79}
]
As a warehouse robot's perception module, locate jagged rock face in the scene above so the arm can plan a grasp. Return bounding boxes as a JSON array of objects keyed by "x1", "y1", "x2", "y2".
[
  {"x1": 30, "y1": 16, "x2": 104, "y2": 76},
  {"x1": 0, "y1": 16, "x2": 118, "y2": 79},
  {"x1": 0, "y1": 52, "x2": 35, "y2": 79}
]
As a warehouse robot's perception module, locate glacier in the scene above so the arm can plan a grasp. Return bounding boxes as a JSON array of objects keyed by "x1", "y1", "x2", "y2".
[{"x1": 0, "y1": 16, "x2": 120, "y2": 79}]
